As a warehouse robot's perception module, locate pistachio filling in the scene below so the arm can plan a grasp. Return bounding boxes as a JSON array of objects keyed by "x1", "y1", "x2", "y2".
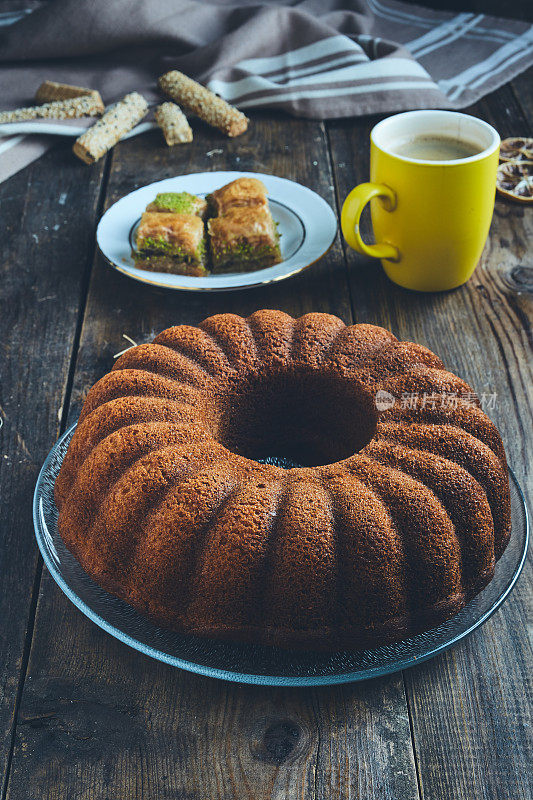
[
  {"x1": 136, "y1": 234, "x2": 205, "y2": 263},
  {"x1": 150, "y1": 191, "x2": 201, "y2": 214}
]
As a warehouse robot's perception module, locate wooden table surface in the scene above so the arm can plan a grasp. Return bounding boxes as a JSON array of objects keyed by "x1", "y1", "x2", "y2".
[{"x1": 0, "y1": 67, "x2": 531, "y2": 800}]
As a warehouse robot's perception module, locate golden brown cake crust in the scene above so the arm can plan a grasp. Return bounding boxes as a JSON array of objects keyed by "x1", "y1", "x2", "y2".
[{"x1": 55, "y1": 311, "x2": 512, "y2": 651}]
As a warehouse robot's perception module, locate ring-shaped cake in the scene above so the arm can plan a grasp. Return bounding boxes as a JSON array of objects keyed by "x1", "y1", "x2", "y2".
[{"x1": 55, "y1": 311, "x2": 511, "y2": 650}]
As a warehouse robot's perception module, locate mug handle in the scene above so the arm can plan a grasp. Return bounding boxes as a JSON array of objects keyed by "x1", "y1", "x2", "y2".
[{"x1": 341, "y1": 183, "x2": 400, "y2": 261}]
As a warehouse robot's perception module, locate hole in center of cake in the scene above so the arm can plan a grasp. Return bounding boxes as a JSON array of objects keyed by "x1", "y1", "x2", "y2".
[{"x1": 216, "y1": 370, "x2": 378, "y2": 467}]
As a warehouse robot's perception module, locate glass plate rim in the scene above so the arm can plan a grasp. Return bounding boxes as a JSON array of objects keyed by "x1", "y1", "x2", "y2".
[{"x1": 33, "y1": 423, "x2": 529, "y2": 686}]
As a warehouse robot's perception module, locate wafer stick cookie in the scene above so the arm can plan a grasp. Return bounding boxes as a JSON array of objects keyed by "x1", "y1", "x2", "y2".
[
  {"x1": 0, "y1": 94, "x2": 105, "y2": 124},
  {"x1": 35, "y1": 80, "x2": 102, "y2": 105},
  {"x1": 155, "y1": 102, "x2": 193, "y2": 145},
  {"x1": 159, "y1": 71, "x2": 248, "y2": 138},
  {"x1": 73, "y1": 92, "x2": 148, "y2": 165}
]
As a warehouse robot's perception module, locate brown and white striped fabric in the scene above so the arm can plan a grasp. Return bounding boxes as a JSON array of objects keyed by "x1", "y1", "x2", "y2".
[
  {"x1": 0, "y1": 0, "x2": 532, "y2": 181},
  {"x1": 202, "y1": 11, "x2": 533, "y2": 118}
]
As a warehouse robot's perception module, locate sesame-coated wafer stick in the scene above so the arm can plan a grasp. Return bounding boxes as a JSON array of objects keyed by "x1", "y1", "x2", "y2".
[
  {"x1": 159, "y1": 70, "x2": 248, "y2": 138},
  {"x1": 35, "y1": 80, "x2": 102, "y2": 105},
  {"x1": 73, "y1": 92, "x2": 148, "y2": 165},
  {"x1": 155, "y1": 102, "x2": 193, "y2": 145},
  {"x1": 0, "y1": 94, "x2": 105, "y2": 124}
]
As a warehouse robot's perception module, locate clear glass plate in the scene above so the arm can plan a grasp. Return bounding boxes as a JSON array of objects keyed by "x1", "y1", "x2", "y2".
[{"x1": 33, "y1": 424, "x2": 529, "y2": 686}]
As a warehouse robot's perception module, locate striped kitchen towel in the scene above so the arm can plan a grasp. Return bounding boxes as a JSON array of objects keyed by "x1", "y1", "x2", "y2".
[{"x1": 0, "y1": 0, "x2": 532, "y2": 180}]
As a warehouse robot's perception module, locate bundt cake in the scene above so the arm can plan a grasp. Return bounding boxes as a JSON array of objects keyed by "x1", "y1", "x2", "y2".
[{"x1": 54, "y1": 311, "x2": 511, "y2": 651}]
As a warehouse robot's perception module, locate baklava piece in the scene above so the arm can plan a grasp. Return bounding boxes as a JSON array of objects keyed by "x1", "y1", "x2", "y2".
[
  {"x1": 207, "y1": 177, "x2": 268, "y2": 216},
  {"x1": 134, "y1": 211, "x2": 207, "y2": 276},
  {"x1": 208, "y1": 205, "x2": 282, "y2": 273}
]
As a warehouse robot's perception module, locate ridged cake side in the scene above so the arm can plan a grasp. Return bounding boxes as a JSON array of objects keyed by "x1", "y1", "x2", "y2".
[{"x1": 55, "y1": 311, "x2": 511, "y2": 650}]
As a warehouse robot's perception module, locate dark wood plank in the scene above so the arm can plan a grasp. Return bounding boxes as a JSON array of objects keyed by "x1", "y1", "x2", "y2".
[
  {"x1": 4, "y1": 117, "x2": 420, "y2": 800},
  {"x1": 511, "y1": 69, "x2": 533, "y2": 128},
  {"x1": 0, "y1": 143, "x2": 106, "y2": 795},
  {"x1": 8, "y1": 570, "x2": 419, "y2": 800},
  {"x1": 326, "y1": 74, "x2": 532, "y2": 800},
  {"x1": 64, "y1": 115, "x2": 353, "y2": 423}
]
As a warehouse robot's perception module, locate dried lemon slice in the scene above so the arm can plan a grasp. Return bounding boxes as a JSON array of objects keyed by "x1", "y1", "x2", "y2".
[
  {"x1": 496, "y1": 162, "x2": 533, "y2": 203},
  {"x1": 499, "y1": 137, "x2": 533, "y2": 163}
]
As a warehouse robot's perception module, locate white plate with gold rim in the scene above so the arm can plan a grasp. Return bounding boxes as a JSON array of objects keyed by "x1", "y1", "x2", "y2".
[{"x1": 96, "y1": 171, "x2": 337, "y2": 291}]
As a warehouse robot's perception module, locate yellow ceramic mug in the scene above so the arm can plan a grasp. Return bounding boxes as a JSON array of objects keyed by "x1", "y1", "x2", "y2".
[{"x1": 341, "y1": 110, "x2": 500, "y2": 292}]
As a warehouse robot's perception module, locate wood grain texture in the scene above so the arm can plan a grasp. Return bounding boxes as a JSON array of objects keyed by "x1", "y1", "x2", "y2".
[
  {"x1": 7, "y1": 572, "x2": 419, "y2": 800},
  {"x1": 0, "y1": 143, "x2": 106, "y2": 796},
  {"x1": 3, "y1": 117, "x2": 420, "y2": 800},
  {"x1": 326, "y1": 69, "x2": 532, "y2": 800},
  {"x1": 64, "y1": 115, "x2": 353, "y2": 424}
]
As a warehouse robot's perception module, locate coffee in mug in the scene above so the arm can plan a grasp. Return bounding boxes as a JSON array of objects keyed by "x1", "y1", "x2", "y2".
[{"x1": 391, "y1": 134, "x2": 482, "y2": 162}]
